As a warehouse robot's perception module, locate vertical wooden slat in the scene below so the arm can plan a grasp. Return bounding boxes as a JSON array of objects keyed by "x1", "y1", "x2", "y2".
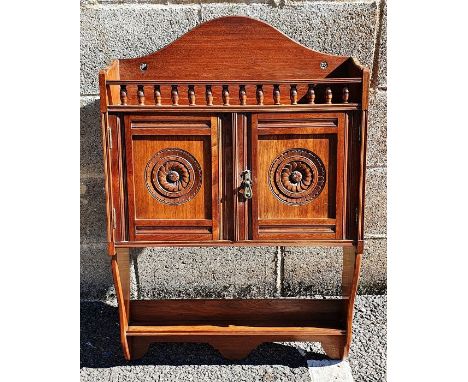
[
  {"x1": 120, "y1": 85, "x2": 128, "y2": 105},
  {"x1": 357, "y1": 111, "x2": 368, "y2": 243},
  {"x1": 137, "y1": 85, "x2": 145, "y2": 105},
  {"x1": 273, "y1": 84, "x2": 280, "y2": 105},
  {"x1": 361, "y1": 67, "x2": 370, "y2": 110},
  {"x1": 241, "y1": 114, "x2": 249, "y2": 239},
  {"x1": 211, "y1": 116, "x2": 220, "y2": 240},
  {"x1": 123, "y1": 115, "x2": 137, "y2": 241},
  {"x1": 218, "y1": 116, "x2": 225, "y2": 239},
  {"x1": 100, "y1": 112, "x2": 113, "y2": 249},
  {"x1": 343, "y1": 247, "x2": 362, "y2": 358},
  {"x1": 206, "y1": 85, "x2": 213, "y2": 106},
  {"x1": 154, "y1": 85, "x2": 161, "y2": 106},
  {"x1": 307, "y1": 84, "x2": 315, "y2": 104},
  {"x1": 335, "y1": 113, "x2": 345, "y2": 240},
  {"x1": 290, "y1": 84, "x2": 298, "y2": 105},
  {"x1": 232, "y1": 113, "x2": 249, "y2": 241},
  {"x1": 108, "y1": 115, "x2": 124, "y2": 242},
  {"x1": 99, "y1": 70, "x2": 108, "y2": 112},
  {"x1": 239, "y1": 85, "x2": 247, "y2": 105},
  {"x1": 342, "y1": 113, "x2": 349, "y2": 238},
  {"x1": 325, "y1": 87, "x2": 333, "y2": 104},
  {"x1": 232, "y1": 114, "x2": 240, "y2": 241},
  {"x1": 171, "y1": 85, "x2": 179, "y2": 105},
  {"x1": 256, "y1": 85, "x2": 264, "y2": 105},
  {"x1": 342, "y1": 246, "x2": 356, "y2": 296},
  {"x1": 111, "y1": 248, "x2": 131, "y2": 360},
  {"x1": 188, "y1": 85, "x2": 196, "y2": 105},
  {"x1": 342, "y1": 87, "x2": 349, "y2": 103},
  {"x1": 250, "y1": 114, "x2": 259, "y2": 240},
  {"x1": 222, "y1": 85, "x2": 230, "y2": 106}
]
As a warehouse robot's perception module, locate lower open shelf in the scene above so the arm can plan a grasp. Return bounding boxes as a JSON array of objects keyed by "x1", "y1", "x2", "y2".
[
  {"x1": 128, "y1": 298, "x2": 347, "y2": 336},
  {"x1": 122, "y1": 298, "x2": 349, "y2": 360}
]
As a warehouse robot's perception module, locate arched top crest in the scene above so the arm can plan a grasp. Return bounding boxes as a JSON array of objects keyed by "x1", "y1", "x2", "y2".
[{"x1": 117, "y1": 16, "x2": 364, "y2": 81}]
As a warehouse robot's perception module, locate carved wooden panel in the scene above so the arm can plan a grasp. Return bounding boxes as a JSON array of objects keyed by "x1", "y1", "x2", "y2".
[
  {"x1": 144, "y1": 148, "x2": 202, "y2": 205},
  {"x1": 251, "y1": 112, "x2": 345, "y2": 240},
  {"x1": 268, "y1": 148, "x2": 326, "y2": 206},
  {"x1": 124, "y1": 114, "x2": 219, "y2": 241}
]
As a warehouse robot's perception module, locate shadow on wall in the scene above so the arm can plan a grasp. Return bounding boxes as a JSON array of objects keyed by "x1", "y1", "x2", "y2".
[
  {"x1": 80, "y1": 300, "x2": 321, "y2": 368},
  {"x1": 80, "y1": 98, "x2": 112, "y2": 300}
]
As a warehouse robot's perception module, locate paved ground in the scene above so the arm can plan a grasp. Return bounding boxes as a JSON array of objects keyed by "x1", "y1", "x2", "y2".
[{"x1": 80, "y1": 295, "x2": 386, "y2": 381}]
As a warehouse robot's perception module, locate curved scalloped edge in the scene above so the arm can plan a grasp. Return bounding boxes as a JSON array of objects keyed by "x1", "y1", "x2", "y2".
[
  {"x1": 114, "y1": 16, "x2": 365, "y2": 81},
  {"x1": 122, "y1": 16, "x2": 350, "y2": 63}
]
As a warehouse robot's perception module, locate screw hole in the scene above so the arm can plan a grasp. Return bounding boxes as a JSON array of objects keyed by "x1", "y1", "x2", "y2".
[
  {"x1": 320, "y1": 61, "x2": 328, "y2": 70},
  {"x1": 140, "y1": 63, "x2": 148, "y2": 71}
]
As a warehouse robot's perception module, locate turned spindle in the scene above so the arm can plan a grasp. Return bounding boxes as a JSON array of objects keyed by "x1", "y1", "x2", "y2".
[
  {"x1": 154, "y1": 85, "x2": 161, "y2": 106},
  {"x1": 239, "y1": 85, "x2": 247, "y2": 105},
  {"x1": 188, "y1": 85, "x2": 196, "y2": 106},
  {"x1": 342, "y1": 87, "x2": 349, "y2": 103},
  {"x1": 171, "y1": 85, "x2": 179, "y2": 106},
  {"x1": 206, "y1": 85, "x2": 213, "y2": 106},
  {"x1": 290, "y1": 85, "x2": 298, "y2": 105},
  {"x1": 325, "y1": 87, "x2": 333, "y2": 104},
  {"x1": 222, "y1": 85, "x2": 230, "y2": 106},
  {"x1": 137, "y1": 85, "x2": 145, "y2": 105},
  {"x1": 273, "y1": 84, "x2": 280, "y2": 105},
  {"x1": 256, "y1": 85, "x2": 264, "y2": 105},
  {"x1": 307, "y1": 84, "x2": 315, "y2": 104},
  {"x1": 120, "y1": 85, "x2": 127, "y2": 105}
]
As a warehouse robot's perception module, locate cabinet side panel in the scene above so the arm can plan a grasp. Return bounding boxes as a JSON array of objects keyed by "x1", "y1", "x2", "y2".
[{"x1": 345, "y1": 111, "x2": 361, "y2": 241}]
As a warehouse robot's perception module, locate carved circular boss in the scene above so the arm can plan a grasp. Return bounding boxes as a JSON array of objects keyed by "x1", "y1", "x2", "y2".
[
  {"x1": 145, "y1": 148, "x2": 202, "y2": 205},
  {"x1": 269, "y1": 148, "x2": 326, "y2": 206}
]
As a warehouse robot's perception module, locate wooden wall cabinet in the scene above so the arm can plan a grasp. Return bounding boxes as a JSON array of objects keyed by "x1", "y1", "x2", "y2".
[{"x1": 99, "y1": 16, "x2": 369, "y2": 361}]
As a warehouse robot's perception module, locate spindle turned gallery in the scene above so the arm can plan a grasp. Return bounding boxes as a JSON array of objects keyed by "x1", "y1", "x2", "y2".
[{"x1": 99, "y1": 16, "x2": 369, "y2": 361}]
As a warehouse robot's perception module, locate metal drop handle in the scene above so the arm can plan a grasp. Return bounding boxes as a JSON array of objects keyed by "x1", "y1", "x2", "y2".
[{"x1": 241, "y1": 170, "x2": 253, "y2": 199}]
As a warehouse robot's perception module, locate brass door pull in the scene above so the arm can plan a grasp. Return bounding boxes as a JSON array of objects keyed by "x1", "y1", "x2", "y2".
[{"x1": 241, "y1": 170, "x2": 253, "y2": 199}]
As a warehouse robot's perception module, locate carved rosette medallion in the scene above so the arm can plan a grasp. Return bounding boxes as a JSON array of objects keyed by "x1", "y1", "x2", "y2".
[
  {"x1": 145, "y1": 148, "x2": 202, "y2": 205},
  {"x1": 268, "y1": 148, "x2": 326, "y2": 205}
]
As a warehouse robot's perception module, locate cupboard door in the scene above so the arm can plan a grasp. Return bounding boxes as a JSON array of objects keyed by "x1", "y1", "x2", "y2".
[
  {"x1": 124, "y1": 114, "x2": 219, "y2": 242},
  {"x1": 251, "y1": 113, "x2": 345, "y2": 240}
]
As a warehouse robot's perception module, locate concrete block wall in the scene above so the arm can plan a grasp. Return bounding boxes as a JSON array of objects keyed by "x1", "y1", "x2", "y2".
[{"x1": 80, "y1": 0, "x2": 387, "y2": 299}]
